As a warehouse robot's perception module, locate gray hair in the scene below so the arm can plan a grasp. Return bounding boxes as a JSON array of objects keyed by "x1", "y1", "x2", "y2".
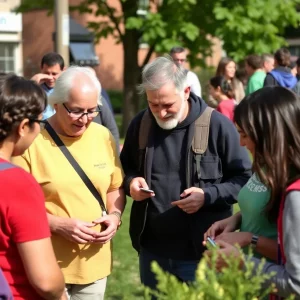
[
  {"x1": 139, "y1": 56, "x2": 187, "y2": 93},
  {"x1": 48, "y1": 66, "x2": 101, "y2": 107},
  {"x1": 261, "y1": 53, "x2": 274, "y2": 63}
]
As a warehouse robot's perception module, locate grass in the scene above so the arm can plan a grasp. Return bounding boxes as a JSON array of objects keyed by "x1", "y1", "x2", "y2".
[
  {"x1": 105, "y1": 198, "x2": 240, "y2": 299},
  {"x1": 106, "y1": 199, "x2": 144, "y2": 300}
]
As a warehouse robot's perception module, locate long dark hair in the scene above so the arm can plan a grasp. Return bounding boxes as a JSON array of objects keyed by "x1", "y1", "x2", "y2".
[
  {"x1": 234, "y1": 87, "x2": 300, "y2": 221},
  {"x1": 0, "y1": 74, "x2": 47, "y2": 143},
  {"x1": 210, "y1": 76, "x2": 235, "y2": 99}
]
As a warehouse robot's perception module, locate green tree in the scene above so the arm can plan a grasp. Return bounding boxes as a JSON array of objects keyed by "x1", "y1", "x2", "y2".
[{"x1": 16, "y1": 0, "x2": 300, "y2": 133}]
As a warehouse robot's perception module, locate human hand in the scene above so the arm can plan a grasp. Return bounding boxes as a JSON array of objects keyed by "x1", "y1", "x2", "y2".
[
  {"x1": 57, "y1": 218, "x2": 97, "y2": 244},
  {"x1": 203, "y1": 215, "x2": 240, "y2": 242},
  {"x1": 91, "y1": 214, "x2": 120, "y2": 244},
  {"x1": 129, "y1": 177, "x2": 155, "y2": 201},
  {"x1": 205, "y1": 240, "x2": 243, "y2": 271},
  {"x1": 31, "y1": 73, "x2": 52, "y2": 84},
  {"x1": 215, "y1": 232, "x2": 252, "y2": 248},
  {"x1": 171, "y1": 187, "x2": 204, "y2": 214}
]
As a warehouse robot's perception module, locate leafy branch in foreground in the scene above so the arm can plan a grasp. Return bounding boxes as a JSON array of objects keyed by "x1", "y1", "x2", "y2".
[{"x1": 145, "y1": 246, "x2": 295, "y2": 300}]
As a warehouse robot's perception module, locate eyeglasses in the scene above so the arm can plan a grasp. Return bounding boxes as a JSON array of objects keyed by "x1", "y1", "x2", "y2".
[
  {"x1": 29, "y1": 118, "x2": 47, "y2": 125},
  {"x1": 62, "y1": 103, "x2": 101, "y2": 119}
]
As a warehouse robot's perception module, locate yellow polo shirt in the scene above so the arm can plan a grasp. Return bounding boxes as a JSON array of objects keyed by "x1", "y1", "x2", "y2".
[{"x1": 13, "y1": 123, "x2": 124, "y2": 284}]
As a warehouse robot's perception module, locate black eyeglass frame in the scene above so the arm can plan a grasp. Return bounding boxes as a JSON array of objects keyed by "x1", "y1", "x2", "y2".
[
  {"x1": 62, "y1": 103, "x2": 101, "y2": 119},
  {"x1": 29, "y1": 118, "x2": 47, "y2": 125}
]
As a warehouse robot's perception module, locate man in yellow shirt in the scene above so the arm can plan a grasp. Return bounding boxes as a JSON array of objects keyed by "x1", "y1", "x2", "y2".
[{"x1": 13, "y1": 66, "x2": 125, "y2": 300}]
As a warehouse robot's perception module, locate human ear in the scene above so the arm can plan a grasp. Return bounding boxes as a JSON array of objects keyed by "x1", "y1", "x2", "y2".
[
  {"x1": 184, "y1": 86, "x2": 191, "y2": 100},
  {"x1": 17, "y1": 118, "x2": 30, "y2": 137}
]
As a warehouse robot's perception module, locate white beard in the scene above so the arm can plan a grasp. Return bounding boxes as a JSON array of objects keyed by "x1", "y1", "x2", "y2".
[{"x1": 153, "y1": 94, "x2": 187, "y2": 130}]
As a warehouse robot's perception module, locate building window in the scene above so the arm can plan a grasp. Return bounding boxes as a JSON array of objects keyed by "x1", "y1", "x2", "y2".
[
  {"x1": 289, "y1": 45, "x2": 300, "y2": 58},
  {"x1": 0, "y1": 43, "x2": 16, "y2": 73}
]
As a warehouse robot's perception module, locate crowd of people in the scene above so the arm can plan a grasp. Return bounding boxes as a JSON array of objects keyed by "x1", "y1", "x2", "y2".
[{"x1": 0, "y1": 45, "x2": 300, "y2": 300}]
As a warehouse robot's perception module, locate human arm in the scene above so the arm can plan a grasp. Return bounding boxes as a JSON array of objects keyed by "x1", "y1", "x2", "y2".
[
  {"x1": 251, "y1": 191, "x2": 300, "y2": 297},
  {"x1": 120, "y1": 110, "x2": 148, "y2": 197},
  {"x1": 212, "y1": 191, "x2": 300, "y2": 298},
  {"x1": 215, "y1": 232, "x2": 278, "y2": 261},
  {"x1": 201, "y1": 115, "x2": 252, "y2": 208},
  {"x1": 203, "y1": 212, "x2": 242, "y2": 241},
  {"x1": 17, "y1": 239, "x2": 65, "y2": 300},
  {"x1": 92, "y1": 188, "x2": 126, "y2": 243},
  {"x1": 9, "y1": 171, "x2": 65, "y2": 299},
  {"x1": 31, "y1": 73, "x2": 52, "y2": 85}
]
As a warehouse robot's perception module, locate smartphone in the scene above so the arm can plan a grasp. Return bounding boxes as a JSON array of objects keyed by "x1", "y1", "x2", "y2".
[
  {"x1": 206, "y1": 236, "x2": 217, "y2": 248},
  {"x1": 140, "y1": 187, "x2": 154, "y2": 193}
]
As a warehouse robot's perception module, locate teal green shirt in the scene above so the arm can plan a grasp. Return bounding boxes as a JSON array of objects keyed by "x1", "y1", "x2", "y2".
[
  {"x1": 245, "y1": 70, "x2": 266, "y2": 95},
  {"x1": 238, "y1": 173, "x2": 277, "y2": 259}
]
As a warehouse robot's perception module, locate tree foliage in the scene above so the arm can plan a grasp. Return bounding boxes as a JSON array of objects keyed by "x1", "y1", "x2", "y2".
[{"x1": 15, "y1": 0, "x2": 300, "y2": 130}]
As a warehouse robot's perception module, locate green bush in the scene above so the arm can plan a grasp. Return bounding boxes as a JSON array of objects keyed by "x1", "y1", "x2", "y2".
[{"x1": 145, "y1": 247, "x2": 295, "y2": 300}]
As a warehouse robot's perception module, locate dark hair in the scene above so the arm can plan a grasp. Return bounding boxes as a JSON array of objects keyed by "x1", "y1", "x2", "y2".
[
  {"x1": 0, "y1": 74, "x2": 47, "y2": 142},
  {"x1": 234, "y1": 86, "x2": 300, "y2": 221},
  {"x1": 210, "y1": 76, "x2": 235, "y2": 99},
  {"x1": 274, "y1": 48, "x2": 291, "y2": 67},
  {"x1": 296, "y1": 57, "x2": 300, "y2": 67},
  {"x1": 41, "y1": 52, "x2": 64, "y2": 70},
  {"x1": 245, "y1": 55, "x2": 262, "y2": 70},
  {"x1": 170, "y1": 46, "x2": 185, "y2": 55}
]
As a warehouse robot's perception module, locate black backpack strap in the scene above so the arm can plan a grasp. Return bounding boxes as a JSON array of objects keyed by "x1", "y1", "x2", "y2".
[
  {"x1": 45, "y1": 122, "x2": 107, "y2": 215},
  {"x1": 0, "y1": 162, "x2": 16, "y2": 171},
  {"x1": 138, "y1": 109, "x2": 152, "y2": 174},
  {"x1": 192, "y1": 107, "x2": 214, "y2": 180}
]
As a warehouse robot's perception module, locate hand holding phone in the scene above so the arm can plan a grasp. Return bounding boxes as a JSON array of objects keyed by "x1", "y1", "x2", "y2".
[
  {"x1": 140, "y1": 187, "x2": 154, "y2": 193},
  {"x1": 206, "y1": 236, "x2": 217, "y2": 248}
]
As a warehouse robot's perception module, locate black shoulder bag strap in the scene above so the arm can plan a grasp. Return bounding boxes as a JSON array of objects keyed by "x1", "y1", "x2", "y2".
[{"x1": 45, "y1": 122, "x2": 107, "y2": 216}]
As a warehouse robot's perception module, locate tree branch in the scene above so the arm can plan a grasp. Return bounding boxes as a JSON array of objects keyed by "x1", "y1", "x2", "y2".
[
  {"x1": 102, "y1": 1, "x2": 124, "y2": 43},
  {"x1": 141, "y1": 43, "x2": 156, "y2": 68}
]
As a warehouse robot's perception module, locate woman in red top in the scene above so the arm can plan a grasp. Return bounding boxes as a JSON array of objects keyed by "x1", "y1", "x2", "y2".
[
  {"x1": 209, "y1": 76, "x2": 237, "y2": 122},
  {"x1": 0, "y1": 75, "x2": 65, "y2": 299}
]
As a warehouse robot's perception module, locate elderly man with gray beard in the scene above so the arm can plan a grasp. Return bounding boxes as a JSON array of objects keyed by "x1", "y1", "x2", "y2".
[{"x1": 120, "y1": 56, "x2": 251, "y2": 294}]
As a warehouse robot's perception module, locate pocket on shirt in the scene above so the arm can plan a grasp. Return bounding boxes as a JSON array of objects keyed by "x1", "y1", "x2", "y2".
[{"x1": 193, "y1": 155, "x2": 223, "y2": 185}]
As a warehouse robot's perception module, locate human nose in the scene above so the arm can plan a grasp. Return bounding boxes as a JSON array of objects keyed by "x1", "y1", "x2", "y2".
[
  {"x1": 158, "y1": 109, "x2": 168, "y2": 119},
  {"x1": 79, "y1": 113, "x2": 89, "y2": 122}
]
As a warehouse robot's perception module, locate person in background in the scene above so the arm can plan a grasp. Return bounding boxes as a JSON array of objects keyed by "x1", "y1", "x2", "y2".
[
  {"x1": 13, "y1": 67, "x2": 125, "y2": 300},
  {"x1": 216, "y1": 57, "x2": 245, "y2": 103},
  {"x1": 170, "y1": 46, "x2": 202, "y2": 97},
  {"x1": 261, "y1": 53, "x2": 275, "y2": 74},
  {"x1": 206, "y1": 86, "x2": 300, "y2": 299},
  {"x1": 0, "y1": 74, "x2": 65, "y2": 299},
  {"x1": 245, "y1": 55, "x2": 266, "y2": 95},
  {"x1": 209, "y1": 76, "x2": 236, "y2": 122},
  {"x1": 263, "y1": 48, "x2": 297, "y2": 89},
  {"x1": 31, "y1": 52, "x2": 65, "y2": 120}
]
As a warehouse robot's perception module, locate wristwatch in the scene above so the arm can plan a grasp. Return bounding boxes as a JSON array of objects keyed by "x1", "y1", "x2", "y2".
[
  {"x1": 109, "y1": 211, "x2": 122, "y2": 229},
  {"x1": 250, "y1": 234, "x2": 259, "y2": 250}
]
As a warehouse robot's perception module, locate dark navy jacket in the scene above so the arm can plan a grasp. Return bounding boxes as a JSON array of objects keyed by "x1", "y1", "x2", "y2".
[{"x1": 120, "y1": 93, "x2": 252, "y2": 260}]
